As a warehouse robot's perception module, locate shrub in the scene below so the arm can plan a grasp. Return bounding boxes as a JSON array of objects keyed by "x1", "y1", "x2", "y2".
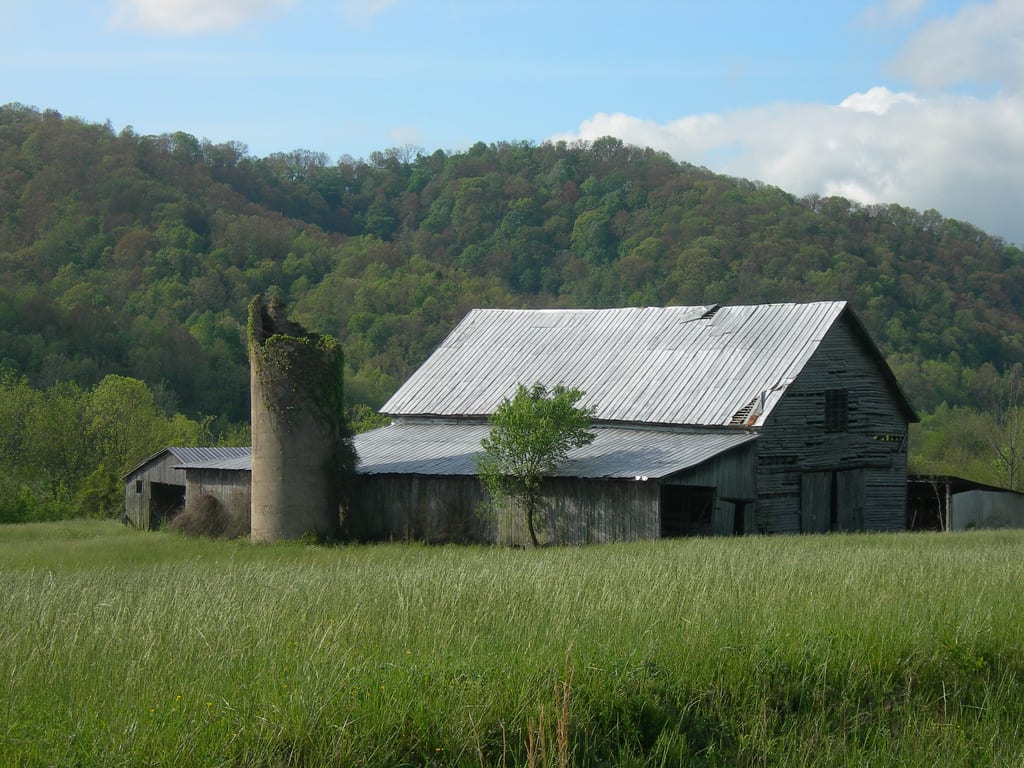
[{"x1": 170, "y1": 493, "x2": 249, "y2": 539}]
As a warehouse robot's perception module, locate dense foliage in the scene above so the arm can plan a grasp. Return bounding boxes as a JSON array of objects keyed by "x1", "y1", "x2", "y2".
[
  {"x1": 2, "y1": 102, "x2": 1024, "y2": 497},
  {"x1": 0, "y1": 371, "x2": 235, "y2": 522}
]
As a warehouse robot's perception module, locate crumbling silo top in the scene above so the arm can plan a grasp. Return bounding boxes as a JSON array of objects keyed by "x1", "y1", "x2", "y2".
[{"x1": 249, "y1": 293, "x2": 314, "y2": 347}]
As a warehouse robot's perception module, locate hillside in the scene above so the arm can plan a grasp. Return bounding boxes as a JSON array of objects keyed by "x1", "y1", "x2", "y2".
[{"x1": 2, "y1": 103, "x2": 1023, "y2": 479}]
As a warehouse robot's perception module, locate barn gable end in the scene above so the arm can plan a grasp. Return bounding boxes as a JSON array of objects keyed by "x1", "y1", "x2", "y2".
[
  {"x1": 753, "y1": 310, "x2": 913, "y2": 534},
  {"x1": 122, "y1": 447, "x2": 250, "y2": 530}
]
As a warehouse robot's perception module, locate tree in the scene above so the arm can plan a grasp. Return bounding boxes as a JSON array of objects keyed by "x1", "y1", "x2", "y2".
[
  {"x1": 475, "y1": 383, "x2": 596, "y2": 546},
  {"x1": 986, "y1": 365, "x2": 1024, "y2": 492}
]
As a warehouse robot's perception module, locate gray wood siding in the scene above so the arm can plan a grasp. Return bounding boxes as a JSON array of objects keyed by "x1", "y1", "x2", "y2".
[
  {"x1": 536, "y1": 478, "x2": 659, "y2": 545},
  {"x1": 128, "y1": 452, "x2": 187, "y2": 485},
  {"x1": 665, "y1": 441, "x2": 758, "y2": 535},
  {"x1": 348, "y1": 475, "x2": 487, "y2": 543},
  {"x1": 185, "y1": 470, "x2": 251, "y2": 529},
  {"x1": 756, "y1": 316, "x2": 909, "y2": 533},
  {"x1": 348, "y1": 475, "x2": 659, "y2": 545},
  {"x1": 123, "y1": 452, "x2": 187, "y2": 529},
  {"x1": 124, "y1": 481, "x2": 149, "y2": 529}
]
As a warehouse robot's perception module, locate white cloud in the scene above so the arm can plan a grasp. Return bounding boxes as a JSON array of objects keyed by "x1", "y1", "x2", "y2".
[
  {"x1": 552, "y1": 88, "x2": 1024, "y2": 245},
  {"x1": 839, "y1": 86, "x2": 919, "y2": 115},
  {"x1": 553, "y1": 1, "x2": 1024, "y2": 246},
  {"x1": 889, "y1": 0, "x2": 1024, "y2": 92},
  {"x1": 109, "y1": 0, "x2": 296, "y2": 34}
]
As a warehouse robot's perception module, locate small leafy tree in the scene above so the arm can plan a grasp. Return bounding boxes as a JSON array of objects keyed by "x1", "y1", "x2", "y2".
[
  {"x1": 476, "y1": 383, "x2": 596, "y2": 546},
  {"x1": 986, "y1": 364, "x2": 1024, "y2": 492}
]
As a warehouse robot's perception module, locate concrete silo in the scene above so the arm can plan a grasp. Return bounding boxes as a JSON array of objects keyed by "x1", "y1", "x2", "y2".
[{"x1": 248, "y1": 294, "x2": 355, "y2": 542}]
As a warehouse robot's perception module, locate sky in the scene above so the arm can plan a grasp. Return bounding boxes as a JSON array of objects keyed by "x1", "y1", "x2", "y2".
[{"x1": 2, "y1": 0, "x2": 1022, "y2": 245}]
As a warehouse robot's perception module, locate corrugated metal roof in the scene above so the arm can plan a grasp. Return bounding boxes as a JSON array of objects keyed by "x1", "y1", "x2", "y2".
[
  {"x1": 382, "y1": 302, "x2": 851, "y2": 427},
  {"x1": 160, "y1": 424, "x2": 755, "y2": 480},
  {"x1": 353, "y1": 421, "x2": 757, "y2": 479},
  {"x1": 168, "y1": 446, "x2": 250, "y2": 465},
  {"x1": 123, "y1": 446, "x2": 252, "y2": 478},
  {"x1": 175, "y1": 452, "x2": 252, "y2": 472}
]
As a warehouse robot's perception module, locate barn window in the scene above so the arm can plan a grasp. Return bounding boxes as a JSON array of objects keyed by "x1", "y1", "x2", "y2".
[
  {"x1": 824, "y1": 388, "x2": 848, "y2": 432},
  {"x1": 135, "y1": 479, "x2": 143, "y2": 493}
]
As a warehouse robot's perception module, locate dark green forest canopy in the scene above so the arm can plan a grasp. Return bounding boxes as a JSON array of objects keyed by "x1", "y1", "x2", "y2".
[{"x1": 2, "y1": 102, "x2": 1023, "y2": 425}]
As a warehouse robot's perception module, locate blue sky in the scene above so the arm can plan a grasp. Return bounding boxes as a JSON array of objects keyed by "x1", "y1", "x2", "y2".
[{"x1": 2, "y1": 0, "x2": 1022, "y2": 244}]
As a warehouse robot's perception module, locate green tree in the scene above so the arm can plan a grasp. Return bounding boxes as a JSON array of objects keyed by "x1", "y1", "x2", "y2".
[
  {"x1": 985, "y1": 365, "x2": 1024, "y2": 492},
  {"x1": 27, "y1": 380, "x2": 91, "y2": 504},
  {"x1": 475, "y1": 383, "x2": 596, "y2": 546}
]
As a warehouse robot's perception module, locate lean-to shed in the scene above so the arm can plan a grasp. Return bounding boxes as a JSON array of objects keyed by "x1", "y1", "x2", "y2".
[
  {"x1": 176, "y1": 453, "x2": 253, "y2": 535},
  {"x1": 123, "y1": 446, "x2": 250, "y2": 530},
  {"x1": 346, "y1": 301, "x2": 917, "y2": 543},
  {"x1": 908, "y1": 475, "x2": 1024, "y2": 531}
]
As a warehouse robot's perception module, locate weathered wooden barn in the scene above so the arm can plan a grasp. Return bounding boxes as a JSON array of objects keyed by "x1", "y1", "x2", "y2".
[
  {"x1": 122, "y1": 447, "x2": 250, "y2": 530},
  {"x1": 345, "y1": 301, "x2": 919, "y2": 544}
]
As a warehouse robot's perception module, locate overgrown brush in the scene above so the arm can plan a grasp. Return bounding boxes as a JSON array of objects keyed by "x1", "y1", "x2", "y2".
[
  {"x1": 170, "y1": 493, "x2": 249, "y2": 539},
  {"x1": 2, "y1": 521, "x2": 1023, "y2": 766}
]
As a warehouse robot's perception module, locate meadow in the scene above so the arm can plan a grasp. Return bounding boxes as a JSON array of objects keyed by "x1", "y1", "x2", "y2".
[{"x1": 2, "y1": 521, "x2": 1022, "y2": 767}]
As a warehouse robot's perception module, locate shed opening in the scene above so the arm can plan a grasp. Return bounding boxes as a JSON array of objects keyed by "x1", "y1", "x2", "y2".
[
  {"x1": 149, "y1": 482, "x2": 185, "y2": 529},
  {"x1": 661, "y1": 485, "x2": 715, "y2": 537}
]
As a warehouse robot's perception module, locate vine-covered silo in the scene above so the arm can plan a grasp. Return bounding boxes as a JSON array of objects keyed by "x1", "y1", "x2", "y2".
[{"x1": 248, "y1": 294, "x2": 355, "y2": 542}]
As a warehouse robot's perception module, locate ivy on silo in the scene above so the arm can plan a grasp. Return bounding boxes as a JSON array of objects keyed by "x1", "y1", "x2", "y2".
[{"x1": 248, "y1": 294, "x2": 356, "y2": 511}]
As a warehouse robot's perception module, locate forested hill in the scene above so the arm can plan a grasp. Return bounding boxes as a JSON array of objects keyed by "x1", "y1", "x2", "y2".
[{"x1": 3, "y1": 102, "x2": 1023, "y2": 428}]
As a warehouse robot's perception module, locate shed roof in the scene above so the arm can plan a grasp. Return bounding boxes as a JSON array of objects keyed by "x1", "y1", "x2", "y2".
[
  {"x1": 157, "y1": 422, "x2": 756, "y2": 480},
  {"x1": 353, "y1": 421, "x2": 756, "y2": 479},
  {"x1": 382, "y1": 301, "x2": 898, "y2": 427},
  {"x1": 908, "y1": 474, "x2": 1024, "y2": 497},
  {"x1": 123, "y1": 446, "x2": 251, "y2": 479},
  {"x1": 176, "y1": 453, "x2": 253, "y2": 472}
]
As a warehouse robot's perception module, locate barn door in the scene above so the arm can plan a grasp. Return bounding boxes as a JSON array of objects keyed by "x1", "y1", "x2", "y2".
[
  {"x1": 801, "y1": 472, "x2": 832, "y2": 533},
  {"x1": 801, "y1": 470, "x2": 865, "y2": 533},
  {"x1": 835, "y1": 469, "x2": 864, "y2": 531}
]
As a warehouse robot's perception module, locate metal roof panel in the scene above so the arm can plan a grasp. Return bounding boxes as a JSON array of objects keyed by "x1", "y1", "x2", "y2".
[
  {"x1": 353, "y1": 421, "x2": 757, "y2": 479},
  {"x1": 382, "y1": 302, "x2": 849, "y2": 426},
  {"x1": 123, "y1": 446, "x2": 252, "y2": 478},
  {"x1": 154, "y1": 425, "x2": 759, "y2": 480}
]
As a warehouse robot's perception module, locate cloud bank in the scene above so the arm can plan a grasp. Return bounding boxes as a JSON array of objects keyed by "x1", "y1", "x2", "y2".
[{"x1": 554, "y1": 1, "x2": 1024, "y2": 245}]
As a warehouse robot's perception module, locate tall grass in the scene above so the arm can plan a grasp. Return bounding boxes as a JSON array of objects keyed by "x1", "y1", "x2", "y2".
[{"x1": 2, "y1": 521, "x2": 1023, "y2": 766}]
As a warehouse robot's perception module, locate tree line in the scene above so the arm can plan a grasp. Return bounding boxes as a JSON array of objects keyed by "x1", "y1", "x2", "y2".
[
  {"x1": 0, "y1": 372, "x2": 244, "y2": 522},
  {"x1": 3, "y1": 102, "x2": 1024, "y2": 506}
]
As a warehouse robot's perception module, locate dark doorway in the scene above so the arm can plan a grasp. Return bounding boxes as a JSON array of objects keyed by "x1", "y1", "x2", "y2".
[
  {"x1": 730, "y1": 500, "x2": 749, "y2": 535},
  {"x1": 661, "y1": 485, "x2": 715, "y2": 537},
  {"x1": 150, "y1": 482, "x2": 185, "y2": 529},
  {"x1": 906, "y1": 477, "x2": 948, "y2": 531}
]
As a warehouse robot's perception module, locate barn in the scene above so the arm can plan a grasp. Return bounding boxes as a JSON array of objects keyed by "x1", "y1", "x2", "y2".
[
  {"x1": 122, "y1": 446, "x2": 251, "y2": 530},
  {"x1": 345, "y1": 301, "x2": 918, "y2": 544}
]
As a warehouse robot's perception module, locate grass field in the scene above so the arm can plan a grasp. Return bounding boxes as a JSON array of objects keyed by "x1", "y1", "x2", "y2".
[{"x1": 2, "y1": 521, "x2": 1023, "y2": 767}]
